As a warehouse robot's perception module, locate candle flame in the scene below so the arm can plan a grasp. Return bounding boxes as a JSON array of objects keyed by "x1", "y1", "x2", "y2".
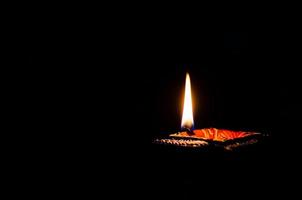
[{"x1": 181, "y1": 73, "x2": 194, "y2": 131}]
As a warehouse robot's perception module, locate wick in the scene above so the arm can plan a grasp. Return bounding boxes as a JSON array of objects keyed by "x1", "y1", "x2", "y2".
[{"x1": 184, "y1": 127, "x2": 194, "y2": 135}]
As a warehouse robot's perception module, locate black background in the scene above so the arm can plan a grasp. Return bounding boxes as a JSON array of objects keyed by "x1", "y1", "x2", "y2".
[{"x1": 25, "y1": 17, "x2": 302, "y2": 198}]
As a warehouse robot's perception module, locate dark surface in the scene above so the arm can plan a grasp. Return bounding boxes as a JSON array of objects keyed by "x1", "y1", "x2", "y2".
[{"x1": 26, "y1": 28, "x2": 301, "y2": 198}]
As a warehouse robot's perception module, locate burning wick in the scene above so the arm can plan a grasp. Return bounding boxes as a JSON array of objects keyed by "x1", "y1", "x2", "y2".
[
  {"x1": 183, "y1": 127, "x2": 194, "y2": 135},
  {"x1": 181, "y1": 73, "x2": 194, "y2": 135}
]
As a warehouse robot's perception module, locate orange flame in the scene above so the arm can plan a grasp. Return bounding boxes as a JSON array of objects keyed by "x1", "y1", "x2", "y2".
[{"x1": 181, "y1": 73, "x2": 194, "y2": 130}]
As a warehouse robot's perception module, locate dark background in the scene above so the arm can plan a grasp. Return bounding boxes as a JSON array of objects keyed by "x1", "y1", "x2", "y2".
[{"x1": 26, "y1": 26, "x2": 301, "y2": 198}]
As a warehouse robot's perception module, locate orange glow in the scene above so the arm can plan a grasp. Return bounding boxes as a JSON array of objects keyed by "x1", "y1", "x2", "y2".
[
  {"x1": 181, "y1": 73, "x2": 194, "y2": 130},
  {"x1": 171, "y1": 128, "x2": 259, "y2": 142}
]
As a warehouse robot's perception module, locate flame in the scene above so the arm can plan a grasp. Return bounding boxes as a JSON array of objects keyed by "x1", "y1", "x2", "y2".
[{"x1": 181, "y1": 73, "x2": 194, "y2": 130}]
